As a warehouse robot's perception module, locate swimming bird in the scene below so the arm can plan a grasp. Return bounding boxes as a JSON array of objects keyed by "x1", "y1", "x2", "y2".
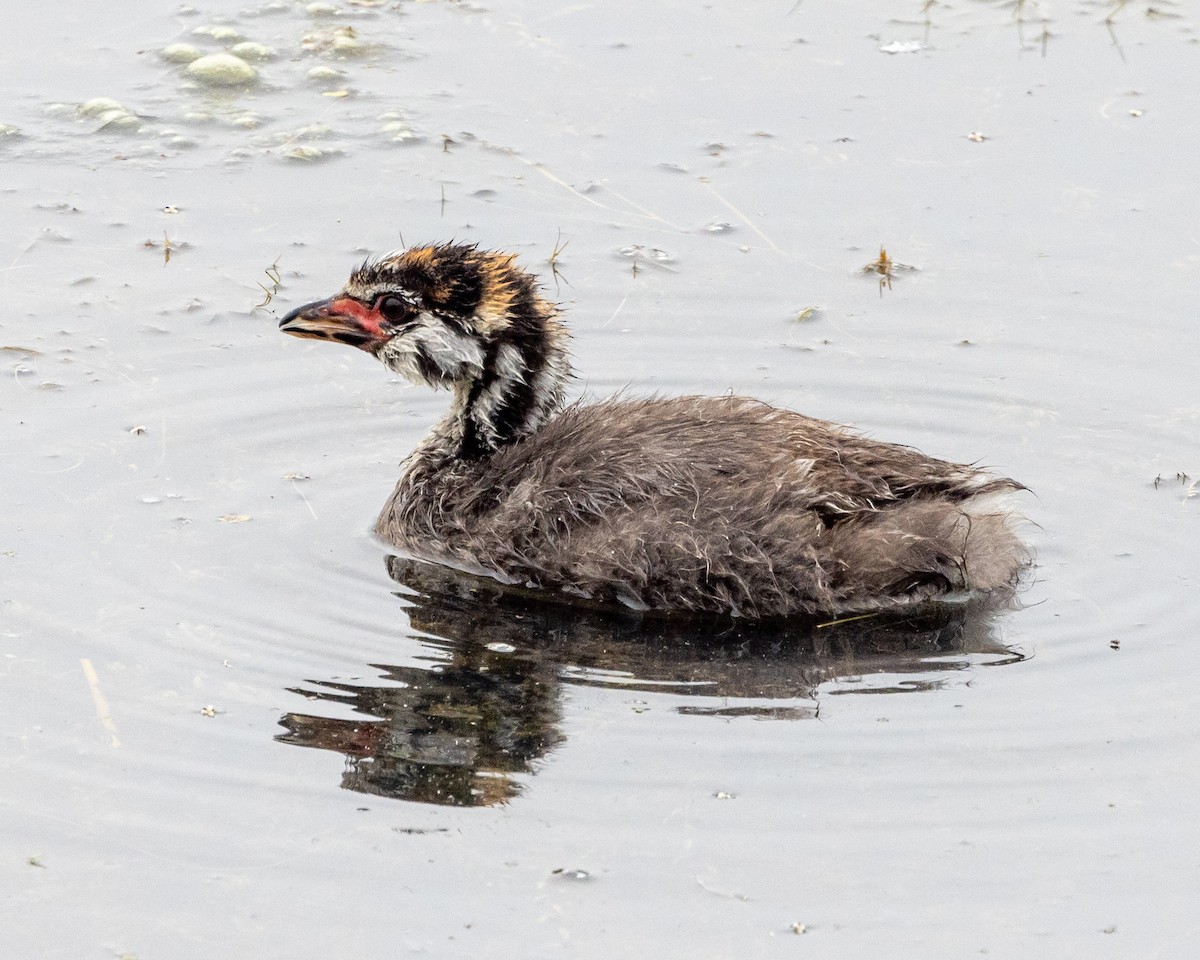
[{"x1": 280, "y1": 243, "x2": 1028, "y2": 619}]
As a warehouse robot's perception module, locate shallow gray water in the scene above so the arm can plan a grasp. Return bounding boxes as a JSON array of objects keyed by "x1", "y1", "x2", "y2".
[{"x1": 3, "y1": 1, "x2": 1198, "y2": 957}]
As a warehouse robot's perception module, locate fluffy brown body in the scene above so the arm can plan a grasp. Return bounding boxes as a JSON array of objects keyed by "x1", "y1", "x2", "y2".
[{"x1": 281, "y1": 244, "x2": 1028, "y2": 619}]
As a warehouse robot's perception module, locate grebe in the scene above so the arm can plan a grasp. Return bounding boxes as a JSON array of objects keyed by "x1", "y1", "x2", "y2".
[{"x1": 280, "y1": 244, "x2": 1028, "y2": 619}]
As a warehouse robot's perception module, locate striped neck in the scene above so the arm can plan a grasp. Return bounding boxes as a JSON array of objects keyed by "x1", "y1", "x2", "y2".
[{"x1": 447, "y1": 328, "x2": 571, "y2": 460}]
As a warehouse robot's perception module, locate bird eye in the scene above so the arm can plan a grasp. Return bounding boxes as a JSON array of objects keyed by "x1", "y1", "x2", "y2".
[{"x1": 377, "y1": 295, "x2": 411, "y2": 324}]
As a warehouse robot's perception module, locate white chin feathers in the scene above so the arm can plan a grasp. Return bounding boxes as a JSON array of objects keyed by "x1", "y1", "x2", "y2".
[{"x1": 377, "y1": 313, "x2": 486, "y2": 386}]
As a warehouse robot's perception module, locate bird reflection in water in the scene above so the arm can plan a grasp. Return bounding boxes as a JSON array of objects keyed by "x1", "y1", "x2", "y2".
[{"x1": 277, "y1": 557, "x2": 1025, "y2": 807}]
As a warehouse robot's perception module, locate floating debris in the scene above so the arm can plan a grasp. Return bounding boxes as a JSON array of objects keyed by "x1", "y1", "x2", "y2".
[
  {"x1": 230, "y1": 41, "x2": 277, "y2": 61},
  {"x1": 78, "y1": 97, "x2": 126, "y2": 117},
  {"x1": 186, "y1": 53, "x2": 259, "y2": 87},
  {"x1": 192, "y1": 25, "x2": 243, "y2": 43},
  {"x1": 282, "y1": 122, "x2": 332, "y2": 141},
  {"x1": 218, "y1": 514, "x2": 252, "y2": 523},
  {"x1": 547, "y1": 230, "x2": 569, "y2": 289},
  {"x1": 301, "y1": 25, "x2": 367, "y2": 56},
  {"x1": 861, "y1": 246, "x2": 915, "y2": 295},
  {"x1": 200, "y1": 705, "x2": 218, "y2": 717},
  {"x1": 551, "y1": 868, "x2": 592, "y2": 882},
  {"x1": 159, "y1": 43, "x2": 204, "y2": 64},
  {"x1": 143, "y1": 234, "x2": 186, "y2": 265},
  {"x1": 75, "y1": 99, "x2": 144, "y2": 133},
  {"x1": 284, "y1": 145, "x2": 339, "y2": 162},
  {"x1": 380, "y1": 119, "x2": 419, "y2": 143},
  {"x1": 791, "y1": 306, "x2": 821, "y2": 323},
  {"x1": 166, "y1": 135, "x2": 197, "y2": 150},
  {"x1": 95, "y1": 110, "x2": 142, "y2": 133},
  {"x1": 879, "y1": 40, "x2": 923, "y2": 54},
  {"x1": 306, "y1": 65, "x2": 345, "y2": 83},
  {"x1": 1152, "y1": 471, "x2": 1191, "y2": 490},
  {"x1": 967, "y1": 130, "x2": 987, "y2": 142},
  {"x1": 256, "y1": 257, "x2": 282, "y2": 308},
  {"x1": 618, "y1": 245, "x2": 673, "y2": 276}
]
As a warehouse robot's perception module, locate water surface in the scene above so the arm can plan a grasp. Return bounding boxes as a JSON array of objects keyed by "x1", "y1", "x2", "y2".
[{"x1": 2, "y1": 2, "x2": 1198, "y2": 958}]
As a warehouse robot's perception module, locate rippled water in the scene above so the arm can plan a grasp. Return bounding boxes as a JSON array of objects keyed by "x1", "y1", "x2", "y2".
[{"x1": 3, "y1": 2, "x2": 1198, "y2": 958}]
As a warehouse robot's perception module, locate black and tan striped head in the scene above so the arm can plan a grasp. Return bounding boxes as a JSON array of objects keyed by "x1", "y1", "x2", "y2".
[{"x1": 280, "y1": 244, "x2": 571, "y2": 455}]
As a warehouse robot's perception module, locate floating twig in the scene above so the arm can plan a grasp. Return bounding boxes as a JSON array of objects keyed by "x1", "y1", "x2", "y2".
[
  {"x1": 80, "y1": 658, "x2": 121, "y2": 748},
  {"x1": 255, "y1": 256, "x2": 282, "y2": 309}
]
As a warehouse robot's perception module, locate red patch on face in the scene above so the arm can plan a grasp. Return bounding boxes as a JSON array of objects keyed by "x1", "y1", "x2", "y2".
[{"x1": 328, "y1": 297, "x2": 385, "y2": 339}]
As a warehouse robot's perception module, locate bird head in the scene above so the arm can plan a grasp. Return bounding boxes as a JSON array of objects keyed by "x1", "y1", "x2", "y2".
[{"x1": 279, "y1": 243, "x2": 564, "y2": 391}]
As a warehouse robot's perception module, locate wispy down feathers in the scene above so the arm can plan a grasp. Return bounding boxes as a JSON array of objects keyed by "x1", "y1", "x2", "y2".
[{"x1": 289, "y1": 244, "x2": 1030, "y2": 618}]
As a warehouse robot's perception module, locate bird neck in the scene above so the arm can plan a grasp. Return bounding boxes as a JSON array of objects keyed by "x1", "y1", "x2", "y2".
[{"x1": 443, "y1": 319, "x2": 571, "y2": 461}]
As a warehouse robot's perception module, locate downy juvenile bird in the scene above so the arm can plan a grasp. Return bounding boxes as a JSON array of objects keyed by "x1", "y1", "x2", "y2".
[{"x1": 280, "y1": 244, "x2": 1028, "y2": 619}]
